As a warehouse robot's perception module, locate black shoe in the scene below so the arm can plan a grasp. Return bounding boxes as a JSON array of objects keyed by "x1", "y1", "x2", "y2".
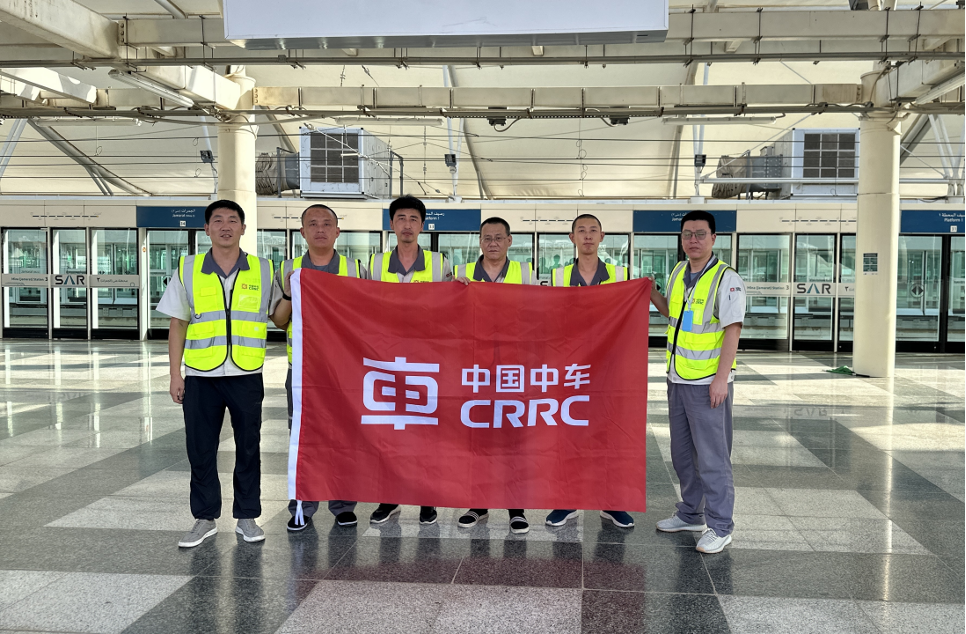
[
  {"x1": 509, "y1": 515, "x2": 530, "y2": 534},
  {"x1": 287, "y1": 515, "x2": 311, "y2": 532},
  {"x1": 370, "y1": 504, "x2": 401, "y2": 524},
  {"x1": 458, "y1": 509, "x2": 488, "y2": 528},
  {"x1": 419, "y1": 506, "x2": 438, "y2": 525},
  {"x1": 335, "y1": 511, "x2": 358, "y2": 526}
]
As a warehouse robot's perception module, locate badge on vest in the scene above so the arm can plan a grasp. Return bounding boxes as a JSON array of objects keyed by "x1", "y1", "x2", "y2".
[{"x1": 681, "y1": 310, "x2": 694, "y2": 332}]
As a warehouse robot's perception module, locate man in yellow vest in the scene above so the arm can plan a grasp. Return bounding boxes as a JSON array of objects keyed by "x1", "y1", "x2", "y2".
[
  {"x1": 649, "y1": 210, "x2": 745, "y2": 554},
  {"x1": 368, "y1": 195, "x2": 453, "y2": 526},
  {"x1": 547, "y1": 213, "x2": 635, "y2": 530},
  {"x1": 454, "y1": 216, "x2": 537, "y2": 534},
  {"x1": 270, "y1": 204, "x2": 369, "y2": 532},
  {"x1": 160, "y1": 200, "x2": 278, "y2": 548}
]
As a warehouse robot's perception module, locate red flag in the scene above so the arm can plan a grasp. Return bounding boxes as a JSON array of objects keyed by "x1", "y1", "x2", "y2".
[{"x1": 289, "y1": 271, "x2": 650, "y2": 511}]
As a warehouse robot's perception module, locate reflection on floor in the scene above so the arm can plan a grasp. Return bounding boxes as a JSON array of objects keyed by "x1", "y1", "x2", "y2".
[{"x1": 0, "y1": 341, "x2": 962, "y2": 633}]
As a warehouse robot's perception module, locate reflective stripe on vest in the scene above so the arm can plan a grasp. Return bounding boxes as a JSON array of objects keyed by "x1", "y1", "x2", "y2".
[
  {"x1": 550, "y1": 263, "x2": 627, "y2": 286},
  {"x1": 180, "y1": 253, "x2": 272, "y2": 372},
  {"x1": 370, "y1": 250, "x2": 444, "y2": 283},
  {"x1": 284, "y1": 254, "x2": 362, "y2": 364},
  {"x1": 456, "y1": 260, "x2": 532, "y2": 284},
  {"x1": 665, "y1": 259, "x2": 736, "y2": 380}
]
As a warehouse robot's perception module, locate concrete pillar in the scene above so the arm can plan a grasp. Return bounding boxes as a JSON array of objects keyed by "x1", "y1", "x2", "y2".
[
  {"x1": 217, "y1": 68, "x2": 258, "y2": 255},
  {"x1": 853, "y1": 114, "x2": 901, "y2": 378}
]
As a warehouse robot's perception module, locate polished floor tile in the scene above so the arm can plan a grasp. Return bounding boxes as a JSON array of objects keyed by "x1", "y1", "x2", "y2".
[{"x1": 0, "y1": 342, "x2": 961, "y2": 633}]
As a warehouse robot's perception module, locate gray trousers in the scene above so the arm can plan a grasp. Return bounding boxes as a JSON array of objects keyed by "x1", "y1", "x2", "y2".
[
  {"x1": 286, "y1": 369, "x2": 357, "y2": 518},
  {"x1": 667, "y1": 379, "x2": 735, "y2": 536}
]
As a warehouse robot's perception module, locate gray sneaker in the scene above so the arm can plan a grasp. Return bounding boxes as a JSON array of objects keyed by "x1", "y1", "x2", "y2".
[
  {"x1": 235, "y1": 518, "x2": 265, "y2": 543},
  {"x1": 655, "y1": 514, "x2": 707, "y2": 533},
  {"x1": 696, "y1": 528, "x2": 732, "y2": 554},
  {"x1": 178, "y1": 519, "x2": 217, "y2": 548}
]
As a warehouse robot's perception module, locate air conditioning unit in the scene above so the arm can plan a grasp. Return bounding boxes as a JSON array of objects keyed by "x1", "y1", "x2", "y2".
[
  {"x1": 773, "y1": 128, "x2": 859, "y2": 199},
  {"x1": 299, "y1": 127, "x2": 391, "y2": 199}
]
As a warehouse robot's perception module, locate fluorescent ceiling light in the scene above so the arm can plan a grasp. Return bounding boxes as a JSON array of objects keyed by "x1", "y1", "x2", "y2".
[
  {"x1": 663, "y1": 116, "x2": 777, "y2": 126},
  {"x1": 32, "y1": 117, "x2": 142, "y2": 127},
  {"x1": 914, "y1": 74, "x2": 966, "y2": 105},
  {"x1": 330, "y1": 116, "x2": 445, "y2": 127},
  {"x1": 107, "y1": 70, "x2": 194, "y2": 107}
]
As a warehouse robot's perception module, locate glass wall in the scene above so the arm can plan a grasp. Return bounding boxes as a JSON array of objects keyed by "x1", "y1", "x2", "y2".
[
  {"x1": 148, "y1": 230, "x2": 188, "y2": 329},
  {"x1": 712, "y1": 235, "x2": 733, "y2": 268},
  {"x1": 793, "y1": 234, "x2": 835, "y2": 341},
  {"x1": 634, "y1": 235, "x2": 677, "y2": 336},
  {"x1": 537, "y1": 234, "x2": 574, "y2": 281},
  {"x1": 53, "y1": 229, "x2": 88, "y2": 330},
  {"x1": 897, "y1": 235, "x2": 942, "y2": 341},
  {"x1": 508, "y1": 234, "x2": 535, "y2": 266},
  {"x1": 950, "y1": 236, "x2": 965, "y2": 343},
  {"x1": 3, "y1": 228, "x2": 49, "y2": 330},
  {"x1": 438, "y1": 234, "x2": 481, "y2": 267},
  {"x1": 738, "y1": 234, "x2": 790, "y2": 340},
  {"x1": 599, "y1": 234, "x2": 629, "y2": 268},
  {"x1": 93, "y1": 229, "x2": 138, "y2": 331},
  {"x1": 839, "y1": 235, "x2": 855, "y2": 342},
  {"x1": 258, "y1": 230, "x2": 286, "y2": 271}
]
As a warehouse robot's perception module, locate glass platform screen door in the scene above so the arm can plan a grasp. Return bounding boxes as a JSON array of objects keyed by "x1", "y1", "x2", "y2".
[{"x1": 2, "y1": 227, "x2": 50, "y2": 338}]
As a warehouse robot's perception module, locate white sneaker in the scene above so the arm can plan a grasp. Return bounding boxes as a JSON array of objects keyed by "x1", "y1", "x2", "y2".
[
  {"x1": 696, "y1": 528, "x2": 732, "y2": 554},
  {"x1": 655, "y1": 514, "x2": 707, "y2": 533},
  {"x1": 235, "y1": 518, "x2": 265, "y2": 543}
]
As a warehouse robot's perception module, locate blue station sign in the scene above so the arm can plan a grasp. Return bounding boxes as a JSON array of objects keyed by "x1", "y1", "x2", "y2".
[
  {"x1": 633, "y1": 209, "x2": 737, "y2": 233},
  {"x1": 900, "y1": 209, "x2": 965, "y2": 234},
  {"x1": 382, "y1": 208, "x2": 481, "y2": 232},
  {"x1": 136, "y1": 205, "x2": 207, "y2": 229}
]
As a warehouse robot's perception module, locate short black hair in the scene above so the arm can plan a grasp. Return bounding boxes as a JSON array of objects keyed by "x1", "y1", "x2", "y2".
[
  {"x1": 301, "y1": 204, "x2": 338, "y2": 225},
  {"x1": 571, "y1": 213, "x2": 602, "y2": 233},
  {"x1": 480, "y1": 216, "x2": 511, "y2": 235},
  {"x1": 388, "y1": 195, "x2": 426, "y2": 222},
  {"x1": 681, "y1": 210, "x2": 716, "y2": 234},
  {"x1": 204, "y1": 199, "x2": 244, "y2": 224}
]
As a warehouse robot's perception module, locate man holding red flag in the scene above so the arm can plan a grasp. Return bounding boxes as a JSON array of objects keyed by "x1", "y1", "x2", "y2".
[
  {"x1": 546, "y1": 213, "x2": 636, "y2": 530},
  {"x1": 454, "y1": 216, "x2": 539, "y2": 535},
  {"x1": 366, "y1": 195, "x2": 453, "y2": 526},
  {"x1": 271, "y1": 203, "x2": 369, "y2": 532}
]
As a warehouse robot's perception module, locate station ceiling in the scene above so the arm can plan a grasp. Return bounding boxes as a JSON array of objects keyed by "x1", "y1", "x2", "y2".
[{"x1": 0, "y1": 0, "x2": 961, "y2": 200}]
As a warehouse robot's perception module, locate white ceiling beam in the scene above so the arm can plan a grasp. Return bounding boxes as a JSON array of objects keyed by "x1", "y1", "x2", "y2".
[
  {"x1": 869, "y1": 59, "x2": 965, "y2": 104},
  {"x1": 0, "y1": 0, "x2": 118, "y2": 58},
  {"x1": 120, "y1": 10, "x2": 962, "y2": 48},
  {"x1": 252, "y1": 84, "x2": 865, "y2": 110},
  {"x1": 0, "y1": 74, "x2": 41, "y2": 101},
  {"x1": 0, "y1": 68, "x2": 96, "y2": 103}
]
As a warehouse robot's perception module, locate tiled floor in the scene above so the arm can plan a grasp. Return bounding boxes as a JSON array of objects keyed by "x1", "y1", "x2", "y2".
[{"x1": 0, "y1": 341, "x2": 962, "y2": 633}]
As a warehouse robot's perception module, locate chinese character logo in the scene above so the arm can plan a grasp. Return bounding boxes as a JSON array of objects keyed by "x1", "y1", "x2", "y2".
[{"x1": 362, "y1": 357, "x2": 439, "y2": 430}]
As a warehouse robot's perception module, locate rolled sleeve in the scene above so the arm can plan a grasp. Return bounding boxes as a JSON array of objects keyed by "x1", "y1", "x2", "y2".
[
  {"x1": 715, "y1": 269, "x2": 746, "y2": 328},
  {"x1": 156, "y1": 275, "x2": 190, "y2": 322}
]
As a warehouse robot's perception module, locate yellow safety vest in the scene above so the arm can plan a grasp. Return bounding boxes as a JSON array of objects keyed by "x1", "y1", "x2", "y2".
[
  {"x1": 282, "y1": 254, "x2": 363, "y2": 364},
  {"x1": 369, "y1": 250, "x2": 446, "y2": 283},
  {"x1": 179, "y1": 253, "x2": 273, "y2": 372},
  {"x1": 551, "y1": 263, "x2": 628, "y2": 287},
  {"x1": 665, "y1": 259, "x2": 737, "y2": 380},
  {"x1": 455, "y1": 260, "x2": 534, "y2": 284}
]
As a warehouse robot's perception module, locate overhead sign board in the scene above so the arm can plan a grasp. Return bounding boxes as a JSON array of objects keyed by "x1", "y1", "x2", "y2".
[
  {"x1": 136, "y1": 206, "x2": 206, "y2": 229},
  {"x1": 633, "y1": 210, "x2": 737, "y2": 233},
  {"x1": 382, "y1": 209, "x2": 481, "y2": 232},
  {"x1": 900, "y1": 209, "x2": 964, "y2": 234},
  {"x1": 224, "y1": 0, "x2": 669, "y2": 49}
]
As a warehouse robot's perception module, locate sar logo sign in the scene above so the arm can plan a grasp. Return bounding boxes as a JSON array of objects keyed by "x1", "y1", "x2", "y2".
[{"x1": 289, "y1": 271, "x2": 651, "y2": 512}]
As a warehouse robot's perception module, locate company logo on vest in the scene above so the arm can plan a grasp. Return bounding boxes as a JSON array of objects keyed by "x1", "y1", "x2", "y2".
[{"x1": 361, "y1": 357, "x2": 440, "y2": 430}]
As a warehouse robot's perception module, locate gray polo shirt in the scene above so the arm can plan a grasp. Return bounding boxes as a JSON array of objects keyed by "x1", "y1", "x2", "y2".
[
  {"x1": 568, "y1": 258, "x2": 613, "y2": 286},
  {"x1": 157, "y1": 249, "x2": 279, "y2": 377},
  {"x1": 666, "y1": 256, "x2": 746, "y2": 385}
]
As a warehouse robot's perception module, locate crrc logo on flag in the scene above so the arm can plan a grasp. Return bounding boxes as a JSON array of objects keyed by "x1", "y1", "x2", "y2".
[{"x1": 361, "y1": 357, "x2": 440, "y2": 430}]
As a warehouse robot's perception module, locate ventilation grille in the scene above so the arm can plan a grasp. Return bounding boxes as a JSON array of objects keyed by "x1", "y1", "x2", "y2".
[
  {"x1": 802, "y1": 132, "x2": 855, "y2": 179},
  {"x1": 309, "y1": 131, "x2": 359, "y2": 184}
]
